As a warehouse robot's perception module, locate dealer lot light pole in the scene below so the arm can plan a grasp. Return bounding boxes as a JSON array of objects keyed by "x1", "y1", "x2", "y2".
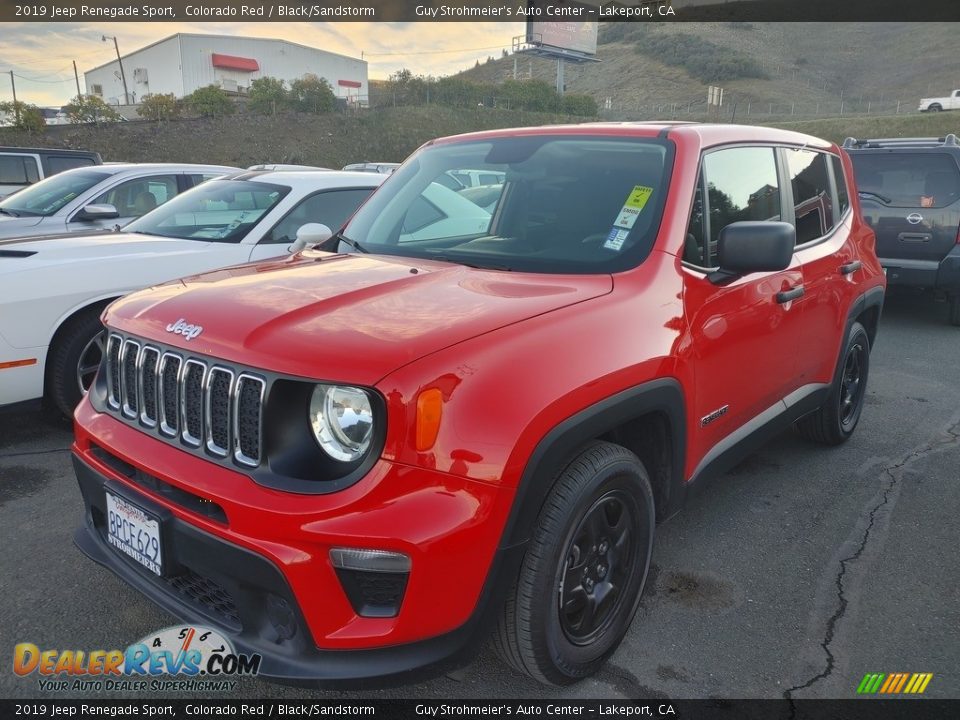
[{"x1": 102, "y1": 34, "x2": 129, "y2": 106}]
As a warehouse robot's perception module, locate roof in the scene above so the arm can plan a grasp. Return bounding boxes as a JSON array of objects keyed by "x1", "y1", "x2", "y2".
[
  {"x1": 0, "y1": 147, "x2": 100, "y2": 157},
  {"x1": 225, "y1": 170, "x2": 387, "y2": 188},
  {"x1": 429, "y1": 122, "x2": 835, "y2": 151},
  {"x1": 84, "y1": 32, "x2": 366, "y2": 75},
  {"x1": 57, "y1": 163, "x2": 239, "y2": 176}
]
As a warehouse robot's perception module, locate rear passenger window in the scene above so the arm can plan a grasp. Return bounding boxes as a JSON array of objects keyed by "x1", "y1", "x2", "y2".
[
  {"x1": 0, "y1": 155, "x2": 40, "y2": 184},
  {"x1": 699, "y1": 147, "x2": 781, "y2": 267},
  {"x1": 786, "y1": 149, "x2": 835, "y2": 244},
  {"x1": 47, "y1": 156, "x2": 96, "y2": 174},
  {"x1": 832, "y1": 155, "x2": 849, "y2": 216}
]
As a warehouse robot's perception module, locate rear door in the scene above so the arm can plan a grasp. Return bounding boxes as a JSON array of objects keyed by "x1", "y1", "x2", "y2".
[
  {"x1": 0, "y1": 152, "x2": 41, "y2": 198},
  {"x1": 682, "y1": 145, "x2": 805, "y2": 463},
  {"x1": 850, "y1": 151, "x2": 960, "y2": 267},
  {"x1": 785, "y1": 148, "x2": 860, "y2": 386}
]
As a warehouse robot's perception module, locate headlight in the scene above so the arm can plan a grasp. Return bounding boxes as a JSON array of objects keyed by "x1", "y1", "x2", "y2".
[{"x1": 309, "y1": 384, "x2": 374, "y2": 462}]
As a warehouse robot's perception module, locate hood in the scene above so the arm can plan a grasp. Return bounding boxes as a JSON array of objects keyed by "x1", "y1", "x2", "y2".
[
  {"x1": 0, "y1": 231, "x2": 199, "y2": 274},
  {"x1": 0, "y1": 214, "x2": 43, "y2": 236},
  {"x1": 106, "y1": 252, "x2": 613, "y2": 386}
]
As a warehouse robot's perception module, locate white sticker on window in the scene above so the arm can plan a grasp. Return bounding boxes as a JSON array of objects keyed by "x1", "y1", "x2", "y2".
[
  {"x1": 614, "y1": 206, "x2": 641, "y2": 230},
  {"x1": 603, "y1": 228, "x2": 630, "y2": 251}
]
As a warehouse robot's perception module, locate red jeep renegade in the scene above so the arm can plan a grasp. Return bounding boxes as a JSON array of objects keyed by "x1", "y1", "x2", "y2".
[{"x1": 73, "y1": 123, "x2": 885, "y2": 686}]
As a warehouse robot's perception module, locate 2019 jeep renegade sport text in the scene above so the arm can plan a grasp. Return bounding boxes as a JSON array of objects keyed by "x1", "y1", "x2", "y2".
[{"x1": 73, "y1": 124, "x2": 885, "y2": 686}]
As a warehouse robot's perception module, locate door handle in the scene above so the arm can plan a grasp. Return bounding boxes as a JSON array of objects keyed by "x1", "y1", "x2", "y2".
[
  {"x1": 898, "y1": 232, "x2": 931, "y2": 243},
  {"x1": 840, "y1": 260, "x2": 862, "y2": 275},
  {"x1": 776, "y1": 286, "x2": 805, "y2": 304}
]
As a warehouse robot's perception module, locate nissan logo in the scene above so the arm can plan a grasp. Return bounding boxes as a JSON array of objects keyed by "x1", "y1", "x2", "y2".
[{"x1": 906, "y1": 213, "x2": 923, "y2": 225}]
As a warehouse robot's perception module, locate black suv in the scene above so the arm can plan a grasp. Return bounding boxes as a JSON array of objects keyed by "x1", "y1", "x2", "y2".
[{"x1": 845, "y1": 135, "x2": 960, "y2": 325}]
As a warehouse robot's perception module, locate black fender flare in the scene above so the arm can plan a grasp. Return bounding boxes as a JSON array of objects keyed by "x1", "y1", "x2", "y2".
[{"x1": 498, "y1": 377, "x2": 688, "y2": 551}]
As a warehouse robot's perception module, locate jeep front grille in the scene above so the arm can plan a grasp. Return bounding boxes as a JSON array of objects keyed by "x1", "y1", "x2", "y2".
[{"x1": 103, "y1": 332, "x2": 265, "y2": 468}]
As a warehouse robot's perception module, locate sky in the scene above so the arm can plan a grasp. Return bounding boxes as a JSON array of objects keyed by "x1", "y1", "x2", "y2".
[{"x1": 0, "y1": 22, "x2": 525, "y2": 107}]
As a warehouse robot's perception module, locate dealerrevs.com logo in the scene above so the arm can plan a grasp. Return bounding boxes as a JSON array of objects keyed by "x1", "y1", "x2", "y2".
[{"x1": 14, "y1": 626, "x2": 260, "y2": 692}]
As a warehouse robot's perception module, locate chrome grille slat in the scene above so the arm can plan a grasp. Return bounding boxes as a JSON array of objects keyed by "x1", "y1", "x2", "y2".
[
  {"x1": 234, "y1": 374, "x2": 265, "y2": 467},
  {"x1": 138, "y1": 347, "x2": 160, "y2": 428},
  {"x1": 181, "y1": 359, "x2": 206, "y2": 447},
  {"x1": 105, "y1": 334, "x2": 123, "y2": 409},
  {"x1": 205, "y1": 367, "x2": 234, "y2": 457},
  {"x1": 102, "y1": 333, "x2": 265, "y2": 469},
  {"x1": 158, "y1": 352, "x2": 182, "y2": 437},
  {"x1": 120, "y1": 340, "x2": 141, "y2": 419}
]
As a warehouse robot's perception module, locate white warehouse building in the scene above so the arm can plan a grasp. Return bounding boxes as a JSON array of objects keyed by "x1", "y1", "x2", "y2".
[{"x1": 84, "y1": 33, "x2": 368, "y2": 107}]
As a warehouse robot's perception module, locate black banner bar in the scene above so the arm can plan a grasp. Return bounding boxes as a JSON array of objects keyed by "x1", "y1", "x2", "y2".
[
  {"x1": 1, "y1": 700, "x2": 958, "y2": 720},
  {"x1": 2, "y1": 0, "x2": 959, "y2": 23}
]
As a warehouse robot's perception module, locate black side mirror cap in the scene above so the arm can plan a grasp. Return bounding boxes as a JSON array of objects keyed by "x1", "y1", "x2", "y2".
[{"x1": 709, "y1": 221, "x2": 796, "y2": 283}]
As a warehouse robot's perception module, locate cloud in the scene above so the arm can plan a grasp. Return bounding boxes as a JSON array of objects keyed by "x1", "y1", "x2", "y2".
[{"x1": 0, "y1": 21, "x2": 523, "y2": 106}]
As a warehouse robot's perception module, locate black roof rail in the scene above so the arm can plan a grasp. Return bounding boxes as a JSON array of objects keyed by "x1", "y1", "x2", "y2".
[{"x1": 842, "y1": 134, "x2": 959, "y2": 149}]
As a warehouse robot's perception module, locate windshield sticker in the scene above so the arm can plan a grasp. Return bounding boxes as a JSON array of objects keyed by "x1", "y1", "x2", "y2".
[
  {"x1": 603, "y1": 228, "x2": 631, "y2": 251},
  {"x1": 614, "y1": 186, "x2": 654, "y2": 230}
]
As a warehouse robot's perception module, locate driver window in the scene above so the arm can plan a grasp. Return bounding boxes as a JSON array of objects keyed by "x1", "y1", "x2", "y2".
[
  {"x1": 92, "y1": 175, "x2": 178, "y2": 218},
  {"x1": 264, "y1": 189, "x2": 374, "y2": 244}
]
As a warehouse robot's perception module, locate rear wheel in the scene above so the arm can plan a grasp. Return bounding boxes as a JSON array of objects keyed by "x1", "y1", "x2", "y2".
[
  {"x1": 48, "y1": 308, "x2": 106, "y2": 417},
  {"x1": 929, "y1": 103, "x2": 943, "y2": 112},
  {"x1": 796, "y1": 321, "x2": 870, "y2": 445},
  {"x1": 949, "y1": 295, "x2": 960, "y2": 326},
  {"x1": 494, "y1": 441, "x2": 654, "y2": 685}
]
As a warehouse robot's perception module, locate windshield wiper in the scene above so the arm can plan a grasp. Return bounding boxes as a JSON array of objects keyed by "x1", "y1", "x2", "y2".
[
  {"x1": 332, "y1": 231, "x2": 368, "y2": 254},
  {"x1": 858, "y1": 190, "x2": 893, "y2": 205},
  {"x1": 429, "y1": 253, "x2": 512, "y2": 271},
  {"x1": 0, "y1": 208, "x2": 20, "y2": 217}
]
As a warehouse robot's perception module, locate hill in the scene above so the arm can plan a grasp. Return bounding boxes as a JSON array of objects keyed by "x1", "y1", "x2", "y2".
[{"x1": 457, "y1": 23, "x2": 956, "y2": 120}]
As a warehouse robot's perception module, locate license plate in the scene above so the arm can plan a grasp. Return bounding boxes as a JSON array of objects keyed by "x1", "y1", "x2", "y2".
[{"x1": 106, "y1": 493, "x2": 163, "y2": 576}]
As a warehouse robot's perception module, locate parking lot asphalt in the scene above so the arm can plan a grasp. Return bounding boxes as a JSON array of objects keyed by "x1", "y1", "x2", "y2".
[{"x1": 1, "y1": 290, "x2": 957, "y2": 701}]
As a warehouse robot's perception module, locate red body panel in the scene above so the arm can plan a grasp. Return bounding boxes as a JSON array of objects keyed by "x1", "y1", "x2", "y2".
[{"x1": 74, "y1": 123, "x2": 885, "y2": 661}]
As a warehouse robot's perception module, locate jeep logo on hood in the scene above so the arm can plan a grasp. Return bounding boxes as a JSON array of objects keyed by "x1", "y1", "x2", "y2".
[{"x1": 166, "y1": 318, "x2": 203, "y2": 341}]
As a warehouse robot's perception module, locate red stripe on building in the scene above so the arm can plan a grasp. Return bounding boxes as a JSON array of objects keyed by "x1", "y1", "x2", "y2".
[
  {"x1": 211, "y1": 54, "x2": 260, "y2": 72},
  {"x1": 338, "y1": 79, "x2": 362, "y2": 88}
]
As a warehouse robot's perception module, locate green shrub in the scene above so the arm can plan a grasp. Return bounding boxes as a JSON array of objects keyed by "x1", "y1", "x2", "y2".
[
  {"x1": 138, "y1": 93, "x2": 181, "y2": 121},
  {"x1": 248, "y1": 77, "x2": 289, "y2": 114},
  {"x1": 0, "y1": 101, "x2": 46, "y2": 132},
  {"x1": 184, "y1": 85, "x2": 235, "y2": 117},
  {"x1": 289, "y1": 74, "x2": 336, "y2": 114},
  {"x1": 64, "y1": 95, "x2": 122, "y2": 124}
]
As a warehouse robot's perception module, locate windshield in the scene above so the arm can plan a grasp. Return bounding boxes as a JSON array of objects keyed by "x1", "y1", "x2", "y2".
[
  {"x1": 123, "y1": 179, "x2": 290, "y2": 242},
  {"x1": 0, "y1": 169, "x2": 110, "y2": 217},
  {"x1": 341, "y1": 135, "x2": 673, "y2": 273}
]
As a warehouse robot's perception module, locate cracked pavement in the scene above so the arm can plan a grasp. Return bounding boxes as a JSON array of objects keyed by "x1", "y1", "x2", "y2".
[{"x1": 1, "y1": 290, "x2": 957, "y2": 699}]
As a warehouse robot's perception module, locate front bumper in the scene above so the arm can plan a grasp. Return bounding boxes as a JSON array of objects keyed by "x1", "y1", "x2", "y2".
[{"x1": 72, "y1": 401, "x2": 521, "y2": 684}]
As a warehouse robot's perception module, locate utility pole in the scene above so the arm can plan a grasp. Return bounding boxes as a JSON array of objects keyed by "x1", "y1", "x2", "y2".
[
  {"x1": 103, "y1": 34, "x2": 128, "y2": 105},
  {"x1": 556, "y1": 58, "x2": 564, "y2": 95},
  {"x1": 9, "y1": 71, "x2": 18, "y2": 125},
  {"x1": 72, "y1": 60, "x2": 82, "y2": 101}
]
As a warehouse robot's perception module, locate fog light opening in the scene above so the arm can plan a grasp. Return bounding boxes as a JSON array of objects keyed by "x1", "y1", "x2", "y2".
[{"x1": 330, "y1": 548, "x2": 411, "y2": 618}]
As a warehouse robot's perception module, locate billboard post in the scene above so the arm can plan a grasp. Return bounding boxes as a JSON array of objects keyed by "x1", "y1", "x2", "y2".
[{"x1": 513, "y1": 0, "x2": 600, "y2": 95}]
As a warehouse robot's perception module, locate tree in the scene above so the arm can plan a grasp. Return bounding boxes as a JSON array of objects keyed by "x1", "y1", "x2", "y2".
[
  {"x1": 137, "y1": 93, "x2": 181, "y2": 121},
  {"x1": 184, "y1": 85, "x2": 235, "y2": 117},
  {"x1": 0, "y1": 101, "x2": 46, "y2": 133},
  {"x1": 289, "y1": 74, "x2": 336, "y2": 114},
  {"x1": 248, "y1": 76, "x2": 289, "y2": 114},
  {"x1": 63, "y1": 95, "x2": 122, "y2": 124}
]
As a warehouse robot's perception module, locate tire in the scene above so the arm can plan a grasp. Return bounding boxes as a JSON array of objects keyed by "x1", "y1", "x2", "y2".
[
  {"x1": 796, "y1": 321, "x2": 870, "y2": 445},
  {"x1": 929, "y1": 104, "x2": 942, "y2": 112},
  {"x1": 48, "y1": 307, "x2": 107, "y2": 417},
  {"x1": 493, "y1": 441, "x2": 655, "y2": 685},
  {"x1": 949, "y1": 295, "x2": 960, "y2": 327}
]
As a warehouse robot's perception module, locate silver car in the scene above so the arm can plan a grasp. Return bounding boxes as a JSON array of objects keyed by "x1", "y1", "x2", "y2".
[{"x1": 0, "y1": 163, "x2": 238, "y2": 240}]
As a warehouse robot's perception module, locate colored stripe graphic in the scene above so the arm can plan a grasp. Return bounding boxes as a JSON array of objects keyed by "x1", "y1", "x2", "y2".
[{"x1": 857, "y1": 672, "x2": 932, "y2": 694}]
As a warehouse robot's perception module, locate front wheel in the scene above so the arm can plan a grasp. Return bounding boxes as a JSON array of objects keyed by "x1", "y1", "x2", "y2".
[
  {"x1": 48, "y1": 308, "x2": 106, "y2": 417},
  {"x1": 796, "y1": 321, "x2": 870, "y2": 445},
  {"x1": 494, "y1": 441, "x2": 655, "y2": 685}
]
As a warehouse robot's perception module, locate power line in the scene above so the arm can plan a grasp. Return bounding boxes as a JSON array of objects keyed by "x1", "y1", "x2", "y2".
[{"x1": 11, "y1": 72, "x2": 74, "y2": 84}]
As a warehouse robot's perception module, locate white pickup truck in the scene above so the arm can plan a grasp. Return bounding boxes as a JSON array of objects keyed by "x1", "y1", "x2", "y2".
[{"x1": 919, "y1": 90, "x2": 960, "y2": 112}]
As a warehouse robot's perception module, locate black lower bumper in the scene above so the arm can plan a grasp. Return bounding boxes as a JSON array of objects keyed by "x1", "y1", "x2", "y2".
[
  {"x1": 880, "y1": 248, "x2": 960, "y2": 292},
  {"x1": 73, "y1": 453, "x2": 521, "y2": 687}
]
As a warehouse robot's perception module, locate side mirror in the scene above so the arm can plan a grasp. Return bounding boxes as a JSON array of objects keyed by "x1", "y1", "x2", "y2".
[
  {"x1": 711, "y1": 221, "x2": 795, "y2": 282},
  {"x1": 76, "y1": 203, "x2": 119, "y2": 221},
  {"x1": 288, "y1": 223, "x2": 333, "y2": 253}
]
